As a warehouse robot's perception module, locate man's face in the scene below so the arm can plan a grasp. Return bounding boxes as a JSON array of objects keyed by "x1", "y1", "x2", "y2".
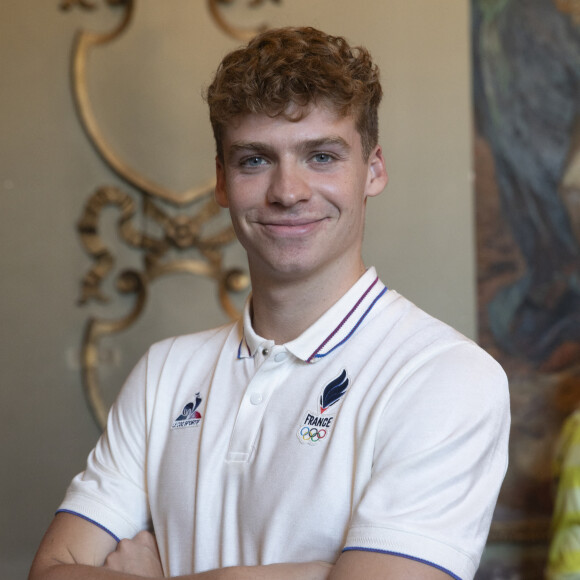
[{"x1": 215, "y1": 104, "x2": 387, "y2": 286}]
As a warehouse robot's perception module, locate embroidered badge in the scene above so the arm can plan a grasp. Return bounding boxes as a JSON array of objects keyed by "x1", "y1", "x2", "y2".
[
  {"x1": 171, "y1": 393, "x2": 203, "y2": 429},
  {"x1": 297, "y1": 369, "x2": 349, "y2": 445}
]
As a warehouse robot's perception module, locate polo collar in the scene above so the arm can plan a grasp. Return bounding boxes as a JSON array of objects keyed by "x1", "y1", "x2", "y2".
[{"x1": 237, "y1": 267, "x2": 387, "y2": 364}]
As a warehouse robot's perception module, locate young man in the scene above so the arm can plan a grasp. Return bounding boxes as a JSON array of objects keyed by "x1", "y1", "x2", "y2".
[{"x1": 29, "y1": 27, "x2": 510, "y2": 580}]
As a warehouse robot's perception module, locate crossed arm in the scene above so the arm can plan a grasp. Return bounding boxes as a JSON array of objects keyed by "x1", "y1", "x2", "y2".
[{"x1": 28, "y1": 513, "x2": 451, "y2": 580}]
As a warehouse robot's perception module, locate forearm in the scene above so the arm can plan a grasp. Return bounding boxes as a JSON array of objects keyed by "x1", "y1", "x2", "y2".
[
  {"x1": 30, "y1": 561, "x2": 332, "y2": 580},
  {"x1": 29, "y1": 562, "x2": 145, "y2": 580},
  {"x1": 30, "y1": 514, "x2": 331, "y2": 580},
  {"x1": 179, "y1": 561, "x2": 333, "y2": 580}
]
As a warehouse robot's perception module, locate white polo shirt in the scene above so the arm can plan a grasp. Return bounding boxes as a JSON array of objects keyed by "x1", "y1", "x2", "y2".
[{"x1": 59, "y1": 268, "x2": 510, "y2": 580}]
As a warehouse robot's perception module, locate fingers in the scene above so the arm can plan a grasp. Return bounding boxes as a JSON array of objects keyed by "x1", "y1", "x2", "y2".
[
  {"x1": 104, "y1": 531, "x2": 163, "y2": 578},
  {"x1": 133, "y1": 530, "x2": 160, "y2": 553}
]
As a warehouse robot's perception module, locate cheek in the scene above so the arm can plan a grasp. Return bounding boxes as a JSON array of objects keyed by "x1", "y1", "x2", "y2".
[
  {"x1": 316, "y1": 178, "x2": 348, "y2": 204},
  {"x1": 227, "y1": 176, "x2": 265, "y2": 208},
  {"x1": 227, "y1": 199, "x2": 255, "y2": 222},
  {"x1": 227, "y1": 214, "x2": 252, "y2": 252},
  {"x1": 322, "y1": 180, "x2": 365, "y2": 213}
]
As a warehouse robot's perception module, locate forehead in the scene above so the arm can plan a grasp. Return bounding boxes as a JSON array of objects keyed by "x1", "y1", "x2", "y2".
[{"x1": 221, "y1": 104, "x2": 361, "y2": 153}]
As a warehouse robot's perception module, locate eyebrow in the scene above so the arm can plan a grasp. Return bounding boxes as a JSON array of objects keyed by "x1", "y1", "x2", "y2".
[
  {"x1": 227, "y1": 136, "x2": 352, "y2": 158},
  {"x1": 295, "y1": 136, "x2": 351, "y2": 154},
  {"x1": 228, "y1": 141, "x2": 272, "y2": 156}
]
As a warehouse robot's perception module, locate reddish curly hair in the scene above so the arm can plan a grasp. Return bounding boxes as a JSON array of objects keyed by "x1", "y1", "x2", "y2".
[{"x1": 205, "y1": 26, "x2": 382, "y2": 161}]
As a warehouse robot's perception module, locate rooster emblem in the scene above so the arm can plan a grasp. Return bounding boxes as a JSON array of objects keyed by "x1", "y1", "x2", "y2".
[
  {"x1": 172, "y1": 393, "x2": 204, "y2": 429},
  {"x1": 175, "y1": 393, "x2": 203, "y2": 421}
]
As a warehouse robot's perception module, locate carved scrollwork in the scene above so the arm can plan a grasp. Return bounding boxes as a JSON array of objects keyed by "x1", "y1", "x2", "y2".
[
  {"x1": 77, "y1": 186, "x2": 157, "y2": 304},
  {"x1": 65, "y1": 0, "x2": 281, "y2": 205},
  {"x1": 76, "y1": 187, "x2": 247, "y2": 297},
  {"x1": 60, "y1": 0, "x2": 128, "y2": 11},
  {"x1": 76, "y1": 182, "x2": 249, "y2": 428},
  {"x1": 77, "y1": 185, "x2": 240, "y2": 304},
  {"x1": 81, "y1": 267, "x2": 147, "y2": 427},
  {"x1": 62, "y1": 0, "x2": 277, "y2": 428},
  {"x1": 208, "y1": 0, "x2": 281, "y2": 41}
]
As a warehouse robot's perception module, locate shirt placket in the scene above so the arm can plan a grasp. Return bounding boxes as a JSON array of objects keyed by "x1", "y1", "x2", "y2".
[{"x1": 226, "y1": 344, "x2": 292, "y2": 463}]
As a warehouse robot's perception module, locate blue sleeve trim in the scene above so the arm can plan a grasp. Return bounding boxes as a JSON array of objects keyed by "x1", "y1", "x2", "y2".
[
  {"x1": 56, "y1": 509, "x2": 121, "y2": 543},
  {"x1": 342, "y1": 546, "x2": 462, "y2": 580}
]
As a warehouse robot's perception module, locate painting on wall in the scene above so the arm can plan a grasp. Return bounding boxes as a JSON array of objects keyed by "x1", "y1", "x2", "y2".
[{"x1": 472, "y1": 0, "x2": 580, "y2": 575}]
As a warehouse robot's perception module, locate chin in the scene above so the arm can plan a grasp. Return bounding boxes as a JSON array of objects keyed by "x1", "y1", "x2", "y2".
[{"x1": 254, "y1": 257, "x2": 316, "y2": 279}]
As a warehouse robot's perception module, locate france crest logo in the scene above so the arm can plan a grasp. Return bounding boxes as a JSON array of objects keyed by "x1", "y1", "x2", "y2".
[{"x1": 297, "y1": 370, "x2": 349, "y2": 445}]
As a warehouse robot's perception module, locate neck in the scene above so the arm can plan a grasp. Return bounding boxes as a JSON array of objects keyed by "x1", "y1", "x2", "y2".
[{"x1": 249, "y1": 260, "x2": 367, "y2": 344}]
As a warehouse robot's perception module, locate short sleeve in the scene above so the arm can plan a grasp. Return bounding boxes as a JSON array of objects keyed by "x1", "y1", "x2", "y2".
[
  {"x1": 345, "y1": 342, "x2": 510, "y2": 580},
  {"x1": 57, "y1": 348, "x2": 155, "y2": 541}
]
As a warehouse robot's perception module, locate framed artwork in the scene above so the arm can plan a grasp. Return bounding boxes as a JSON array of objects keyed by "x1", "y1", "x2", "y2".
[{"x1": 472, "y1": 0, "x2": 580, "y2": 575}]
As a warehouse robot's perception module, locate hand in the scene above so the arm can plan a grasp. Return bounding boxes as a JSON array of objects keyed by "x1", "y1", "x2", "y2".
[{"x1": 103, "y1": 530, "x2": 164, "y2": 578}]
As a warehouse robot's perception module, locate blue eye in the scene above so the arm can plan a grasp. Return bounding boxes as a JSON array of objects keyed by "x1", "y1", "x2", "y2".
[
  {"x1": 313, "y1": 153, "x2": 333, "y2": 163},
  {"x1": 243, "y1": 156, "x2": 266, "y2": 167}
]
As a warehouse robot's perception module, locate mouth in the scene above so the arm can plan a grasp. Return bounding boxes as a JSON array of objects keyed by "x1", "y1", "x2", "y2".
[{"x1": 257, "y1": 217, "x2": 327, "y2": 237}]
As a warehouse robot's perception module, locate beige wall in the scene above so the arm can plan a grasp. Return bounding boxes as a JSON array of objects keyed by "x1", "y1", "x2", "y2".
[{"x1": 0, "y1": 0, "x2": 472, "y2": 575}]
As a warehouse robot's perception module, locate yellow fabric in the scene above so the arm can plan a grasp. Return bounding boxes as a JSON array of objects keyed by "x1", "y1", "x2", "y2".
[{"x1": 547, "y1": 411, "x2": 580, "y2": 579}]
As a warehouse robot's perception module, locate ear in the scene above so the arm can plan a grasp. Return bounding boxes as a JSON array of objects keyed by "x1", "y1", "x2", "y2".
[
  {"x1": 214, "y1": 156, "x2": 229, "y2": 208},
  {"x1": 365, "y1": 145, "x2": 388, "y2": 198}
]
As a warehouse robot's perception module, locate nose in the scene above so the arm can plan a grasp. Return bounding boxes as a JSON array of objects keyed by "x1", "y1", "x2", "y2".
[{"x1": 266, "y1": 161, "x2": 311, "y2": 207}]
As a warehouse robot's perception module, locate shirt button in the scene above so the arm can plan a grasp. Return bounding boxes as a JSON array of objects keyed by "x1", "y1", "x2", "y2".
[
  {"x1": 274, "y1": 352, "x2": 288, "y2": 362},
  {"x1": 262, "y1": 348, "x2": 270, "y2": 357},
  {"x1": 250, "y1": 392, "x2": 263, "y2": 405}
]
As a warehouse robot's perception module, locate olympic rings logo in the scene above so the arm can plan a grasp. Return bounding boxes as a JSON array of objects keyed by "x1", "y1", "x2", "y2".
[{"x1": 299, "y1": 426, "x2": 327, "y2": 442}]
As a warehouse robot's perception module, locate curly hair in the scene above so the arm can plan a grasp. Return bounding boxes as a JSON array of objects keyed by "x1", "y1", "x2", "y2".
[{"x1": 205, "y1": 26, "x2": 382, "y2": 161}]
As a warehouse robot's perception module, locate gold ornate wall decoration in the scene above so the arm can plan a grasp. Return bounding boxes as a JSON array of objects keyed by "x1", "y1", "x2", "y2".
[
  {"x1": 209, "y1": 0, "x2": 281, "y2": 41},
  {"x1": 61, "y1": 0, "x2": 280, "y2": 428}
]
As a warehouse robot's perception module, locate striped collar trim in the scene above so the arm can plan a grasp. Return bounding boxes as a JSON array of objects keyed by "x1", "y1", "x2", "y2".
[
  {"x1": 237, "y1": 332, "x2": 253, "y2": 359},
  {"x1": 305, "y1": 275, "x2": 387, "y2": 362},
  {"x1": 237, "y1": 268, "x2": 387, "y2": 363}
]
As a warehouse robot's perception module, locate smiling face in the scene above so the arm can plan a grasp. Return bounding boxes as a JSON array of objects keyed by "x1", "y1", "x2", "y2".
[{"x1": 215, "y1": 104, "x2": 388, "y2": 290}]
